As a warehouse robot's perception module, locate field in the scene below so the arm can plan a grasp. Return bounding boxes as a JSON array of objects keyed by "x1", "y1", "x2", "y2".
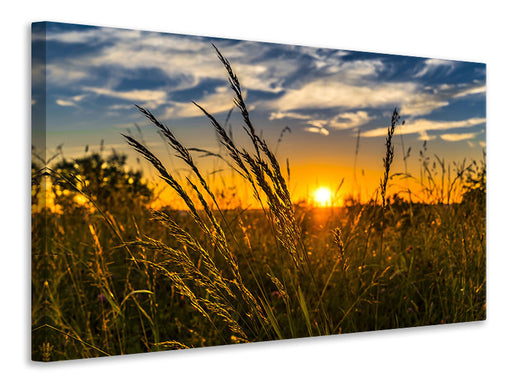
[{"x1": 31, "y1": 48, "x2": 486, "y2": 362}]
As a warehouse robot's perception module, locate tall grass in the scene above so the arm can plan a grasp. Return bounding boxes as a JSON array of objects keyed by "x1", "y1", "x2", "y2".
[{"x1": 122, "y1": 45, "x2": 333, "y2": 341}]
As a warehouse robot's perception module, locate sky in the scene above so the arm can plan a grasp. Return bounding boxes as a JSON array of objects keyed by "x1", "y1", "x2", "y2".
[{"x1": 32, "y1": 21, "x2": 486, "y2": 205}]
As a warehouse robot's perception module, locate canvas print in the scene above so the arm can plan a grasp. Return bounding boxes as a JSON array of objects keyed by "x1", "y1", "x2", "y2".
[{"x1": 31, "y1": 22, "x2": 486, "y2": 361}]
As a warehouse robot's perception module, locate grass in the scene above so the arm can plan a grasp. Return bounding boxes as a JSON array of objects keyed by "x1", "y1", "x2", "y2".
[{"x1": 31, "y1": 46, "x2": 486, "y2": 361}]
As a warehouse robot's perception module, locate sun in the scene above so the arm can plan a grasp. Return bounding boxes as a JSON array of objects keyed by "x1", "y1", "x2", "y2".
[{"x1": 314, "y1": 187, "x2": 332, "y2": 207}]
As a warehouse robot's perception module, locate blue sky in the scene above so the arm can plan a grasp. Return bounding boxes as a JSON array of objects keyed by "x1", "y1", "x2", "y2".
[{"x1": 32, "y1": 21, "x2": 486, "y2": 202}]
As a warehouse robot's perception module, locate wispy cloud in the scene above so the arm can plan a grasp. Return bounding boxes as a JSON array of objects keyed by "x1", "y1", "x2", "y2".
[
  {"x1": 400, "y1": 98, "x2": 450, "y2": 116},
  {"x1": 335, "y1": 59, "x2": 385, "y2": 80},
  {"x1": 83, "y1": 87, "x2": 168, "y2": 109},
  {"x1": 54, "y1": 94, "x2": 88, "y2": 108},
  {"x1": 304, "y1": 126, "x2": 329, "y2": 136},
  {"x1": 414, "y1": 58, "x2": 456, "y2": 78},
  {"x1": 270, "y1": 110, "x2": 373, "y2": 131},
  {"x1": 56, "y1": 99, "x2": 76, "y2": 107},
  {"x1": 47, "y1": 64, "x2": 89, "y2": 85},
  {"x1": 401, "y1": 82, "x2": 485, "y2": 116},
  {"x1": 296, "y1": 46, "x2": 350, "y2": 72},
  {"x1": 269, "y1": 111, "x2": 312, "y2": 120},
  {"x1": 269, "y1": 79, "x2": 419, "y2": 112},
  {"x1": 163, "y1": 87, "x2": 234, "y2": 118},
  {"x1": 361, "y1": 117, "x2": 486, "y2": 139},
  {"x1": 46, "y1": 27, "x2": 142, "y2": 44},
  {"x1": 329, "y1": 111, "x2": 373, "y2": 130},
  {"x1": 440, "y1": 132, "x2": 479, "y2": 142},
  {"x1": 419, "y1": 131, "x2": 437, "y2": 141},
  {"x1": 48, "y1": 27, "x2": 300, "y2": 95},
  {"x1": 453, "y1": 85, "x2": 486, "y2": 98},
  {"x1": 108, "y1": 104, "x2": 133, "y2": 110},
  {"x1": 71, "y1": 94, "x2": 87, "y2": 102},
  {"x1": 266, "y1": 76, "x2": 483, "y2": 118}
]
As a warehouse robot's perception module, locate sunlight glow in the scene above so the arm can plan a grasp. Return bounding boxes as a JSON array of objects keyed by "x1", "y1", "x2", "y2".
[{"x1": 314, "y1": 187, "x2": 332, "y2": 207}]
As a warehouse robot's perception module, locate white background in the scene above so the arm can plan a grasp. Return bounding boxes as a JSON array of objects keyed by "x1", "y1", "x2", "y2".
[{"x1": 1, "y1": 1, "x2": 510, "y2": 382}]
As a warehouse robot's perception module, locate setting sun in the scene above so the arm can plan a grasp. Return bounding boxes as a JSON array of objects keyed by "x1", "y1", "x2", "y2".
[{"x1": 314, "y1": 187, "x2": 332, "y2": 207}]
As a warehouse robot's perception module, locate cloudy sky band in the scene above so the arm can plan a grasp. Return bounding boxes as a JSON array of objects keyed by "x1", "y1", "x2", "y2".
[{"x1": 41, "y1": 22, "x2": 485, "y2": 159}]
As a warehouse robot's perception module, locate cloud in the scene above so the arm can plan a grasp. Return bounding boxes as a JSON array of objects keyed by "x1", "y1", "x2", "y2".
[
  {"x1": 71, "y1": 94, "x2": 87, "y2": 102},
  {"x1": 418, "y1": 131, "x2": 437, "y2": 141},
  {"x1": 414, "y1": 58, "x2": 456, "y2": 78},
  {"x1": 269, "y1": 79, "x2": 419, "y2": 112},
  {"x1": 46, "y1": 29, "x2": 100, "y2": 44},
  {"x1": 266, "y1": 76, "x2": 482, "y2": 118},
  {"x1": 83, "y1": 86, "x2": 168, "y2": 109},
  {"x1": 262, "y1": 69, "x2": 485, "y2": 118},
  {"x1": 163, "y1": 87, "x2": 234, "y2": 118},
  {"x1": 49, "y1": 27, "x2": 298, "y2": 95},
  {"x1": 232, "y1": 62, "x2": 292, "y2": 93},
  {"x1": 46, "y1": 28, "x2": 211, "y2": 90},
  {"x1": 54, "y1": 94, "x2": 88, "y2": 108},
  {"x1": 108, "y1": 104, "x2": 133, "y2": 110},
  {"x1": 270, "y1": 110, "x2": 372, "y2": 131},
  {"x1": 306, "y1": 119, "x2": 328, "y2": 127},
  {"x1": 270, "y1": 110, "x2": 373, "y2": 133},
  {"x1": 440, "y1": 132, "x2": 479, "y2": 142},
  {"x1": 31, "y1": 62, "x2": 46, "y2": 86},
  {"x1": 56, "y1": 99, "x2": 76, "y2": 107},
  {"x1": 400, "y1": 98, "x2": 450, "y2": 116},
  {"x1": 46, "y1": 26, "x2": 142, "y2": 44},
  {"x1": 45, "y1": 26, "x2": 308, "y2": 126},
  {"x1": 304, "y1": 126, "x2": 329, "y2": 136},
  {"x1": 430, "y1": 82, "x2": 485, "y2": 98},
  {"x1": 329, "y1": 111, "x2": 373, "y2": 130},
  {"x1": 295, "y1": 46, "x2": 350, "y2": 72},
  {"x1": 453, "y1": 85, "x2": 486, "y2": 98},
  {"x1": 401, "y1": 82, "x2": 485, "y2": 115},
  {"x1": 269, "y1": 111, "x2": 312, "y2": 120},
  {"x1": 336, "y1": 59, "x2": 385, "y2": 80},
  {"x1": 47, "y1": 64, "x2": 89, "y2": 85},
  {"x1": 84, "y1": 37, "x2": 219, "y2": 91},
  {"x1": 47, "y1": 25, "x2": 300, "y2": 117},
  {"x1": 361, "y1": 117, "x2": 486, "y2": 138}
]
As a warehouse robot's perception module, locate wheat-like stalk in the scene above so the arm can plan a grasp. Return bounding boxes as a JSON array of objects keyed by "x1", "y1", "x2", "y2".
[{"x1": 380, "y1": 108, "x2": 401, "y2": 209}]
